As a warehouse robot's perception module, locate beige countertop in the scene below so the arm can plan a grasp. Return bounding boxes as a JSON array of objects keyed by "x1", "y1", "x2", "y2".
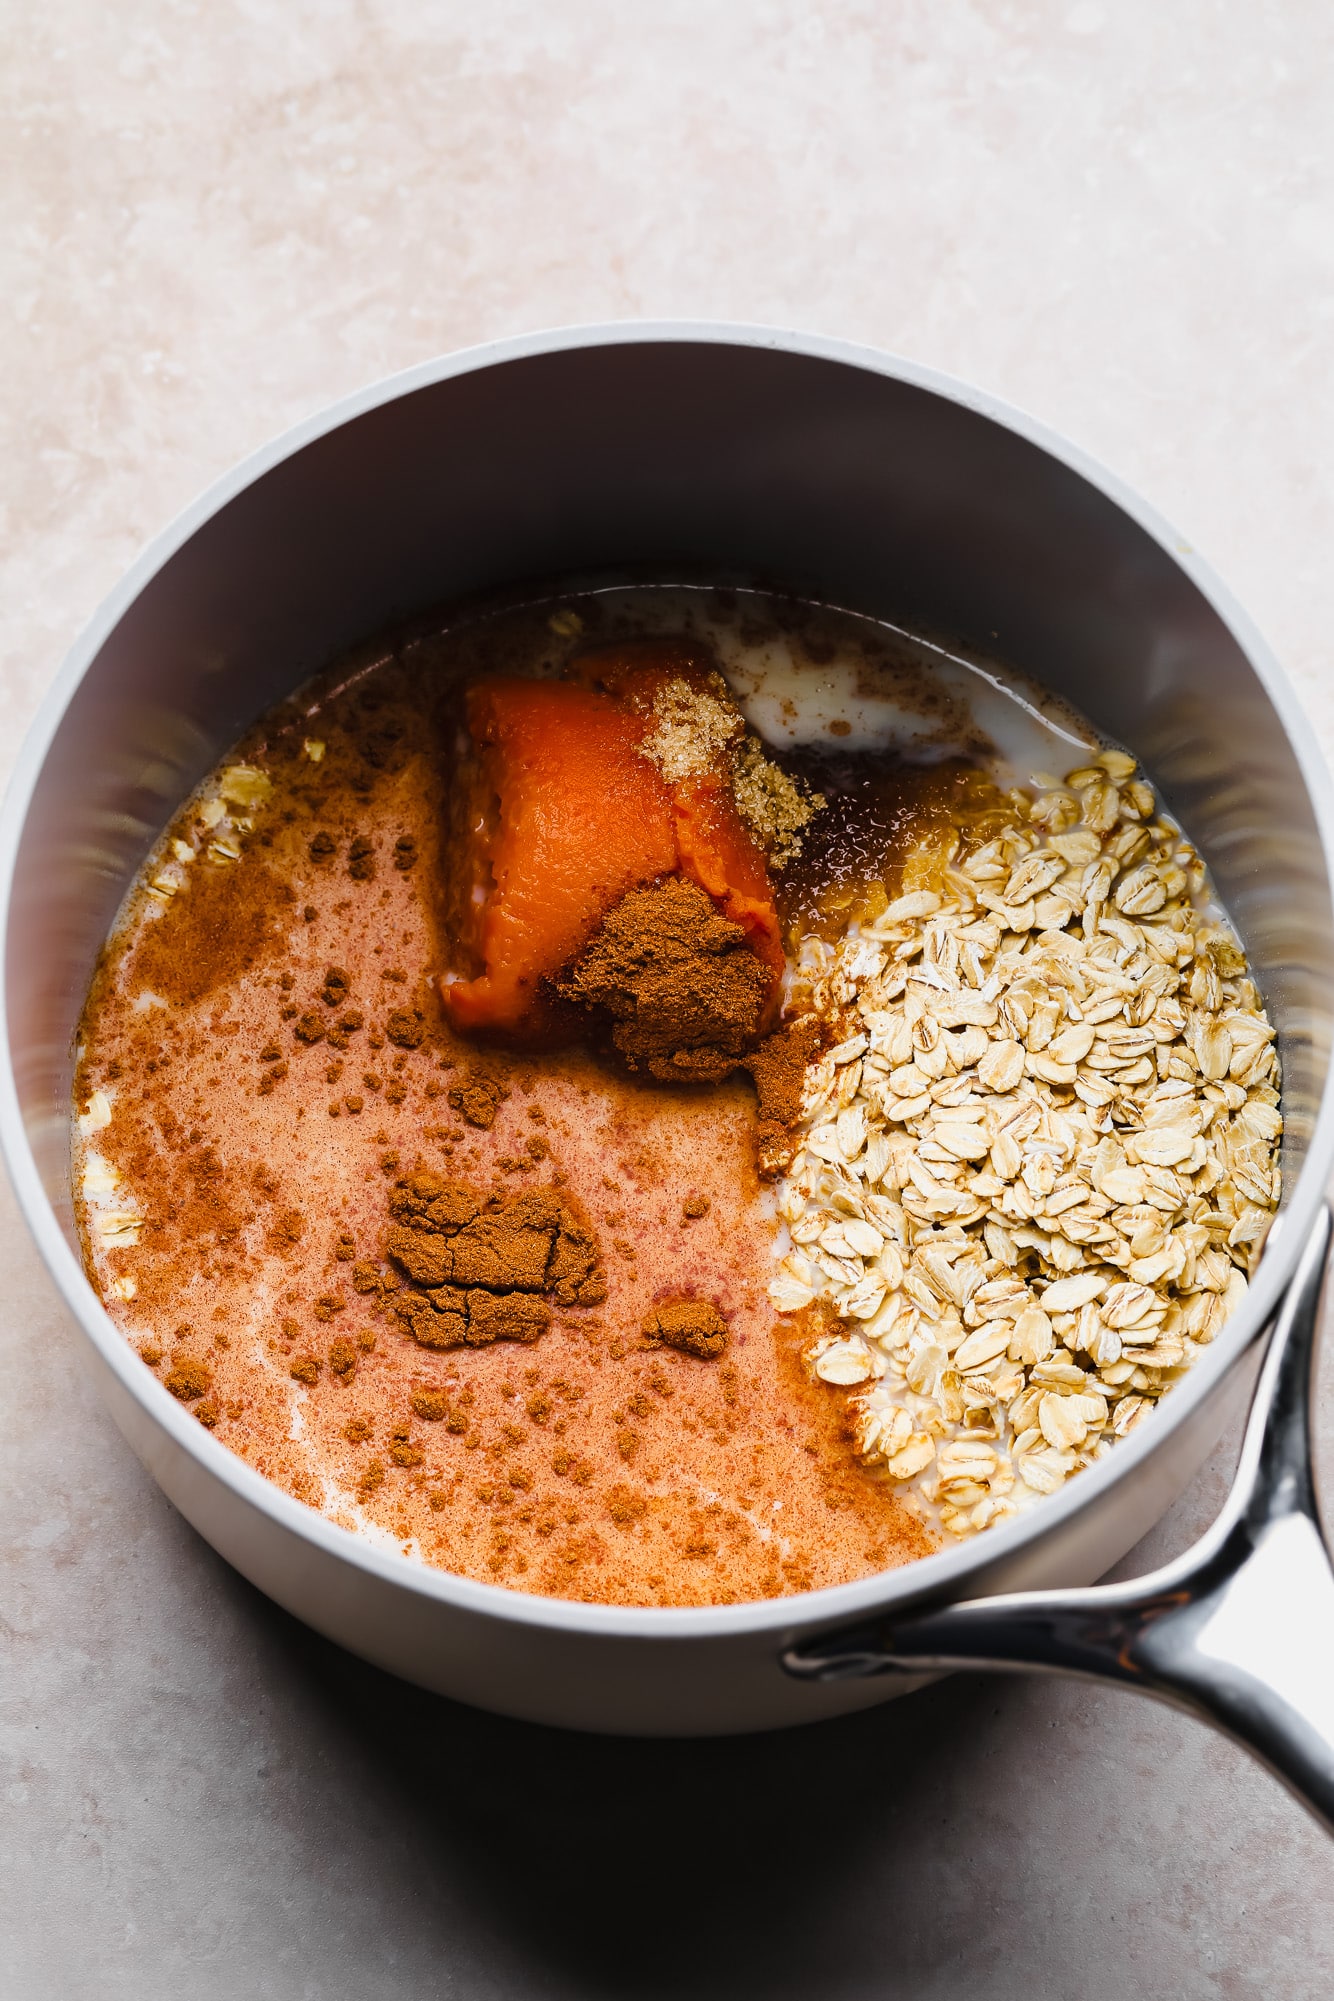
[{"x1": 5, "y1": 4, "x2": 1334, "y2": 1995}]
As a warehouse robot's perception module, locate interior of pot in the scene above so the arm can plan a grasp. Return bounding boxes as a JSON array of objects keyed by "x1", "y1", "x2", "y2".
[{"x1": 8, "y1": 334, "x2": 1333, "y2": 1249}]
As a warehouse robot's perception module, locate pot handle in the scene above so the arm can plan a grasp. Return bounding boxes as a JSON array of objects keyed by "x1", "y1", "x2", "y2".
[{"x1": 782, "y1": 1207, "x2": 1334, "y2": 1835}]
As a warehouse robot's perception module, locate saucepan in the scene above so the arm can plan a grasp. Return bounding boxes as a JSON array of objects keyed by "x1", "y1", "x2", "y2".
[{"x1": 5, "y1": 325, "x2": 1334, "y2": 1829}]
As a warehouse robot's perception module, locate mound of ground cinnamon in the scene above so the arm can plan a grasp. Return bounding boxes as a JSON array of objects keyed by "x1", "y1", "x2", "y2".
[
  {"x1": 448, "y1": 1069, "x2": 510, "y2": 1129},
  {"x1": 385, "y1": 1173, "x2": 606, "y2": 1351},
  {"x1": 643, "y1": 1298, "x2": 729, "y2": 1359},
  {"x1": 559, "y1": 876, "x2": 772, "y2": 1082},
  {"x1": 561, "y1": 874, "x2": 824, "y2": 1172}
]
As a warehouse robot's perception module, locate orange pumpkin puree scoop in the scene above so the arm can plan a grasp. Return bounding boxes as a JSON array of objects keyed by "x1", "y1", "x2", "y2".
[{"x1": 441, "y1": 652, "x2": 785, "y2": 1040}]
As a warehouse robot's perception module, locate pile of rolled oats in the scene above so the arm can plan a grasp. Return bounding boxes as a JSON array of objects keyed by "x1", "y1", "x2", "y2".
[{"x1": 768, "y1": 749, "x2": 1282, "y2": 1541}]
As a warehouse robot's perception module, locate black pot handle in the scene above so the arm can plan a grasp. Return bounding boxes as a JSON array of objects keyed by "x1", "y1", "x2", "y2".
[{"x1": 782, "y1": 1208, "x2": 1334, "y2": 1835}]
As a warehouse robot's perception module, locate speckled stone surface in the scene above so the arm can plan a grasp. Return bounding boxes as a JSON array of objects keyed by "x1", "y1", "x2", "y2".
[{"x1": 5, "y1": 4, "x2": 1334, "y2": 1995}]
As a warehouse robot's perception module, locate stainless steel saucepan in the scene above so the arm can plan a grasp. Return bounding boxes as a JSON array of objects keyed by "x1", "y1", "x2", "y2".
[{"x1": 5, "y1": 325, "x2": 1334, "y2": 1827}]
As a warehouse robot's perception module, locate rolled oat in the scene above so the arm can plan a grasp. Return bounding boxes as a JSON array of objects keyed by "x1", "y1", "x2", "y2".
[{"x1": 769, "y1": 749, "x2": 1282, "y2": 1541}]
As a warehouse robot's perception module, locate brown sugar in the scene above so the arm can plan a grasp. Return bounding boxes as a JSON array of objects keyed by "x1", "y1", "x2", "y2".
[
  {"x1": 560, "y1": 876, "x2": 773, "y2": 1082},
  {"x1": 642, "y1": 1298, "x2": 729, "y2": 1359},
  {"x1": 730, "y1": 736, "x2": 824, "y2": 868},
  {"x1": 629, "y1": 666, "x2": 822, "y2": 867}
]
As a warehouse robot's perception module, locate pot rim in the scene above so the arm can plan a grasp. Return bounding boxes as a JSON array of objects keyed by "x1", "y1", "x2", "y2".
[{"x1": 4, "y1": 316, "x2": 1333, "y2": 1643}]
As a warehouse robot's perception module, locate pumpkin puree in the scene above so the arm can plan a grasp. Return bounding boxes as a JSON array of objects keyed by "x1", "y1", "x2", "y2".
[{"x1": 441, "y1": 647, "x2": 785, "y2": 1039}]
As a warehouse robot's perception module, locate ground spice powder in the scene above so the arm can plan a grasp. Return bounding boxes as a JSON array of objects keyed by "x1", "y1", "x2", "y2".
[
  {"x1": 385, "y1": 1173, "x2": 607, "y2": 1352},
  {"x1": 642, "y1": 1298, "x2": 729, "y2": 1359},
  {"x1": 560, "y1": 876, "x2": 772, "y2": 1081},
  {"x1": 126, "y1": 856, "x2": 293, "y2": 1006}
]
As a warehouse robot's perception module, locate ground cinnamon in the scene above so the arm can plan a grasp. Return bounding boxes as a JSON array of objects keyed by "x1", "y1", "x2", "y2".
[
  {"x1": 385, "y1": 1173, "x2": 606, "y2": 1351},
  {"x1": 559, "y1": 876, "x2": 772, "y2": 1081},
  {"x1": 448, "y1": 1068, "x2": 510, "y2": 1128},
  {"x1": 743, "y1": 1014, "x2": 824, "y2": 1178},
  {"x1": 642, "y1": 1298, "x2": 729, "y2": 1359},
  {"x1": 126, "y1": 855, "x2": 293, "y2": 1006},
  {"x1": 164, "y1": 1357, "x2": 212, "y2": 1400},
  {"x1": 560, "y1": 874, "x2": 820, "y2": 1173}
]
